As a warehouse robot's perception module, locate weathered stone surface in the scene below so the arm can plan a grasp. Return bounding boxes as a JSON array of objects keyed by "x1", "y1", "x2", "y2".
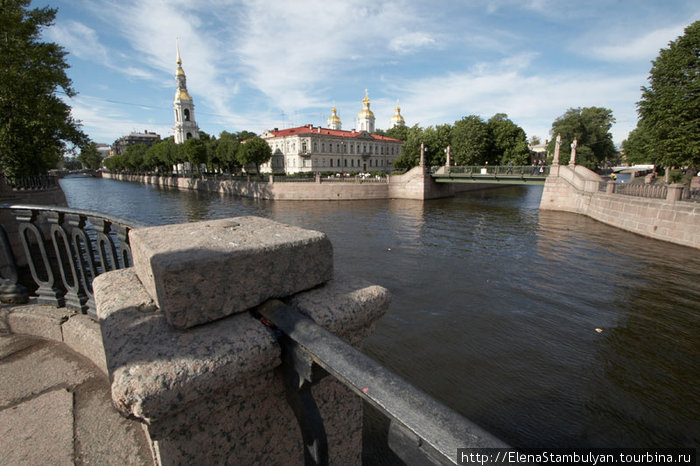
[
  {"x1": 0, "y1": 342, "x2": 93, "y2": 408},
  {"x1": 130, "y1": 216, "x2": 334, "y2": 329},
  {"x1": 0, "y1": 333, "x2": 37, "y2": 359},
  {"x1": 62, "y1": 313, "x2": 108, "y2": 375},
  {"x1": 150, "y1": 375, "x2": 361, "y2": 466},
  {"x1": 0, "y1": 389, "x2": 74, "y2": 466},
  {"x1": 73, "y1": 378, "x2": 153, "y2": 465},
  {"x1": 287, "y1": 270, "x2": 391, "y2": 344},
  {"x1": 6, "y1": 303, "x2": 72, "y2": 341},
  {"x1": 93, "y1": 268, "x2": 280, "y2": 423}
]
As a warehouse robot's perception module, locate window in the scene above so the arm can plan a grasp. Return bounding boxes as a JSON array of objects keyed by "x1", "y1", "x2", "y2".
[
  {"x1": 330, "y1": 159, "x2": 333, "y2": 167},
  {"x1": 351, "y1": 159, "x2": 354, "y2": 167},
  {"x1": 344, "y1": 159, "x2": 347, "y2": 167},
  {"x1": 329, "y1": 144, "x2": 332, "y2": 153},
  {"x1": 350, "y1": 145, "x2": 354, "y2": 154},
  {"x1": 186, "y1": 132, "x2": 192, "y2": 139},
  {"x1": 314, "y1": 142, "x2": 318, "y2": 152},
  {"x1": 302, "y1": 142, "x2": 307, "y2": 153},
  {"x1": 184, "y1": 109, "x2": 190, "y2": 121},
  {"x1": 322, "y1": 143, "x2": 325, "y2": 152},
  {"x1": 337, "y1": 159, "x2": 340, "y2": 166}
]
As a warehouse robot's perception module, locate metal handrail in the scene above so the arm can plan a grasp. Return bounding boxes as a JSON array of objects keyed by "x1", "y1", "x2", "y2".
[
  {"x1": 258, "y1": 300, "x2": 507, "y2": 465},
  {"x1": 443, "y1": 166, "x2": 550, "y2": 177},
  {"x1": 0, "y1": 204, "x2": 145, "y2": 316}
]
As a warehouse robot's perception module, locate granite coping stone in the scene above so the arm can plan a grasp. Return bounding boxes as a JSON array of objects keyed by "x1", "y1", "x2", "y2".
[
  {"x1": 130, "y1": 216, "x2": 334, "y2": 329},
  {"x1": 93, "y1": 266, "x2": 390, "y2": 425}
]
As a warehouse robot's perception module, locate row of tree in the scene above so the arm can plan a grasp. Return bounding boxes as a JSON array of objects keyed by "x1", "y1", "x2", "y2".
[
  {"x1": 102, "y1": 131, "x2": 273, "y2": 174},
  {"x1": 374, "y1": 113, "x2": 532, "y2": 169}
]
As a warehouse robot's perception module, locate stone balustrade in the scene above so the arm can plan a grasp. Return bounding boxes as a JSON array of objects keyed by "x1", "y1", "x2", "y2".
[{"x1": 93, "y1": 216, "x2": 391, "y2": 464}]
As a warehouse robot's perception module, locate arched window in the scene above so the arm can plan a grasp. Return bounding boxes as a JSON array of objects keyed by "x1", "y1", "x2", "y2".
[
  {"x1": 184, "y1": 109, "x2": 190, "y2": 121},
  {"x1": 186, "y1": 132, "x2": 192, "y2": 139}
]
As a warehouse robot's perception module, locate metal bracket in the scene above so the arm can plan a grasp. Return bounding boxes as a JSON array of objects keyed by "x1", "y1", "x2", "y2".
[{"x1": 277, "y1": 333, "x2": 329, "y2": 466}]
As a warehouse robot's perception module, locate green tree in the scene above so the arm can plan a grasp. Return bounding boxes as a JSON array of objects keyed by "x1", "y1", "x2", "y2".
[
  {"x1": 183, "y1": 138, "x2": 207, "y2": 171},
  {"x1": 487, "y1": 113, "x2": 530, "y2": 165},
  {"x1": 237, "y1": 136, "x2": 271, "y2": 174},
  {"x1": 422, "y1": 124, "x2": 452, "y2": 166},
  {"x1": 77, "y1": 142, "x2": 102, "y2": 169},
  {"x1": 622, "y1": 127, "x2": 655, "y2": 165},
  {"x1": 236, "y1": 130, "x2": 257, "y2": 142},
  {"x1": 635, "y1": 21, "x2": 699, "y2": 169},
  {"x1": 451, "y1": 115, "x2": 491, "y2": 165},
  {"x1": 124, "y1": 144, "x2": 147, "y2": 170},
  {"x1": 216, "y1": 131, "x2": 240, "y2": 173},
  {"x1": 0, "y1": 0, "x2": 87, "y2": 178},
  {"x1": 393, "y1": 124, "x2": 423, "y2": 169},
  {"x1": 529, "y1": 135, "x2": 541, "y2": 146},
  {"x1": 385, "y1": 125, "x2": 409, "y2": 141},
  {"x1": 546, "y1": 107, "x2": 617, "y2": 169}
]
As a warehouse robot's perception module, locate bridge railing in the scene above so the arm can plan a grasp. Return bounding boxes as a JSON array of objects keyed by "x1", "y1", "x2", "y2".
[
  {"x1": 257, "y1": 300, "x2": 506, "y2": 465},
  {"x1": 611, "y1": 183, "x2": 668, "y2": 199},
  {"x1": 1, "y1": 174, "x2": 59, "y2": 191},
  {"x1": 436, "y1": 165, "x2": 550, "y2": 176},
  {"x1": 0, "y1": 204, "x2": 146, "y2": 317}
]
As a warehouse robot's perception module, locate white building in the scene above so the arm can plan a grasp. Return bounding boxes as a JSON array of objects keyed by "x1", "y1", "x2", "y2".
[
  {"x1": 260, "y1": 124, "x2": 402, "y2": 175},
  {"x1": 173, "y1": 43, "x2": 199, "y2": 144}
]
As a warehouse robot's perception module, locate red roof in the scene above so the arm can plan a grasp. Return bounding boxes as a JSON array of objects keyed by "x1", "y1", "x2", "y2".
[{"x1": 264, "y1": 125, "x2": 402, "y2": 143}]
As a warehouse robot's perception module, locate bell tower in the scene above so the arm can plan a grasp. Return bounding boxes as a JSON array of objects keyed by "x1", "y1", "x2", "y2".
[{"x1": 173, "y1": 42, "x2": 199, "y2": 144}]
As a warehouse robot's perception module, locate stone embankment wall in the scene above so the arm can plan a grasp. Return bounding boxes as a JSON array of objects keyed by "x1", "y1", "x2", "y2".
[
  {"x1": 540, "y1": 164, "x2": 700, "y2": 249},
  {"x1": 103, "y1": 167, "x2": 489, "y2": 201}
]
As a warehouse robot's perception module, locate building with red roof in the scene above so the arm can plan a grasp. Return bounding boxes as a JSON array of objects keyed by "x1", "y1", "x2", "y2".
[{"x1": 260, "y1": 92, "x2": 404, "y2": 174}]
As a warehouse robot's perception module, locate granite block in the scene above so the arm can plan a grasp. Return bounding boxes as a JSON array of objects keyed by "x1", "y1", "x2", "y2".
[
  {"x1": 62, "y1": 314, "x2": 108, "y2": 375},
  {"x1": 93, "y1": 268, "x2": 280, "y2": 423},
  {"x1": 149, "y1": 374, "x2": 361, "y2": 466},
  {"x1": 286, "y1": 270, "x2": 391, "y2": 343},
  {"x1": 6, "y1": 304, "x2": 72, "y2": 342},
  {"x1": 130, "y1": 216, "x2": 334, "y2": 329}
]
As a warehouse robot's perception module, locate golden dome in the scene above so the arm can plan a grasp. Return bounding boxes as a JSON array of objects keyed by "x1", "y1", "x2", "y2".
[
  {"x1": 358, "y1": 89, "x2": 374, "y2": 119},
  {"x1": 392, "y1": 101, "x2": 405, "y2": 124},
  {"x1": 328, "y1": 106, "x2": 341, "y2": 123},
  {"x1": 175, "y1": 89, "x2": 192, "y2": 101}
]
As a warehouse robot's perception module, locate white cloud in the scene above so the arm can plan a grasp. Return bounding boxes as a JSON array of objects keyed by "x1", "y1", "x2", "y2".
[
  {"x1": 389, "y1": 32, "x2": 436, "y2": 54},
  {"x1": 385, "y1": 57, "x2": 644, "y2": 143},
  {"x1": 45, "y1": 20, "x2": 108, "y2": 63},
  {"x1": 234, "y1": 0, "x2": 437, "y2": 111},
  {"x1": 591, "y1": 23, "x2": 688, "y2": 62}
]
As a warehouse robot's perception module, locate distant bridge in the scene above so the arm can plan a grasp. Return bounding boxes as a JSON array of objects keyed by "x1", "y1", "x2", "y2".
[{"x1": 431, "y1": 165, "x2": 550, "y2": 184}]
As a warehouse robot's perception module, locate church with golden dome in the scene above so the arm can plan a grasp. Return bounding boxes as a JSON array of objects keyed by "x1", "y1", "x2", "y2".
[
  {"x1": 259, "y1": 91, "x2": 405, "y2": 175},
  {"x1": 172, "y1": 43, "x2": 199, "y2": 144}
]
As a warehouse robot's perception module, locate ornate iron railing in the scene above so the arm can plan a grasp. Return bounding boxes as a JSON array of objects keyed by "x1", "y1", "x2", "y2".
[
  {"x1": 0, "y1": 204, "x2": 146, "y2": 317},
  {"x1": 1, "y1": 174, "x2": 59, "y2": 190},
  {"x1": 435, "y1": 166, "x2": 550, "y2": 177},
  {"x1": 257, "y1": 300, "x2": 507, "y2": 465}
]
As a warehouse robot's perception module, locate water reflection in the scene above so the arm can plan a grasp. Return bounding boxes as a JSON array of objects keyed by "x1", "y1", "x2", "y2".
[{"x1": 58, "y1": 176, "x2": 700, "y2": 448}]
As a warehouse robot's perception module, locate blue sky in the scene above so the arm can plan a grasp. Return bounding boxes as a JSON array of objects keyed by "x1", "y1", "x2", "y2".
[{"x1": 40, "y1": 0, "x2": 698, "y2": 146}]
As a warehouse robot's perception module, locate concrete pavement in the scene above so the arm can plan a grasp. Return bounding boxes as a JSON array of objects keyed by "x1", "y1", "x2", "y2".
[{"x1": 0, "y1": 301, "x2": 152, "y2": 465}]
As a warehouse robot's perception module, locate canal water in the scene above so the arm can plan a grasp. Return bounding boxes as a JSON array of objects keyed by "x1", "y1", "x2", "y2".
[{"x1": 60, "y1": 175, "x2": 699, "y2": 448}]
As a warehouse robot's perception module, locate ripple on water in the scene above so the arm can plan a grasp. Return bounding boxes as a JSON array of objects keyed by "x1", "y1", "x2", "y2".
[{"x1": 59, "y1": 177, "x2": 700, "y2": 447}]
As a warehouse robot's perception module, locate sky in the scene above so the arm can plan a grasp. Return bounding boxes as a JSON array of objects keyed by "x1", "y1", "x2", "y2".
[{"x1": 39, "y1": 0, "x2": 698, "y2": 146}]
